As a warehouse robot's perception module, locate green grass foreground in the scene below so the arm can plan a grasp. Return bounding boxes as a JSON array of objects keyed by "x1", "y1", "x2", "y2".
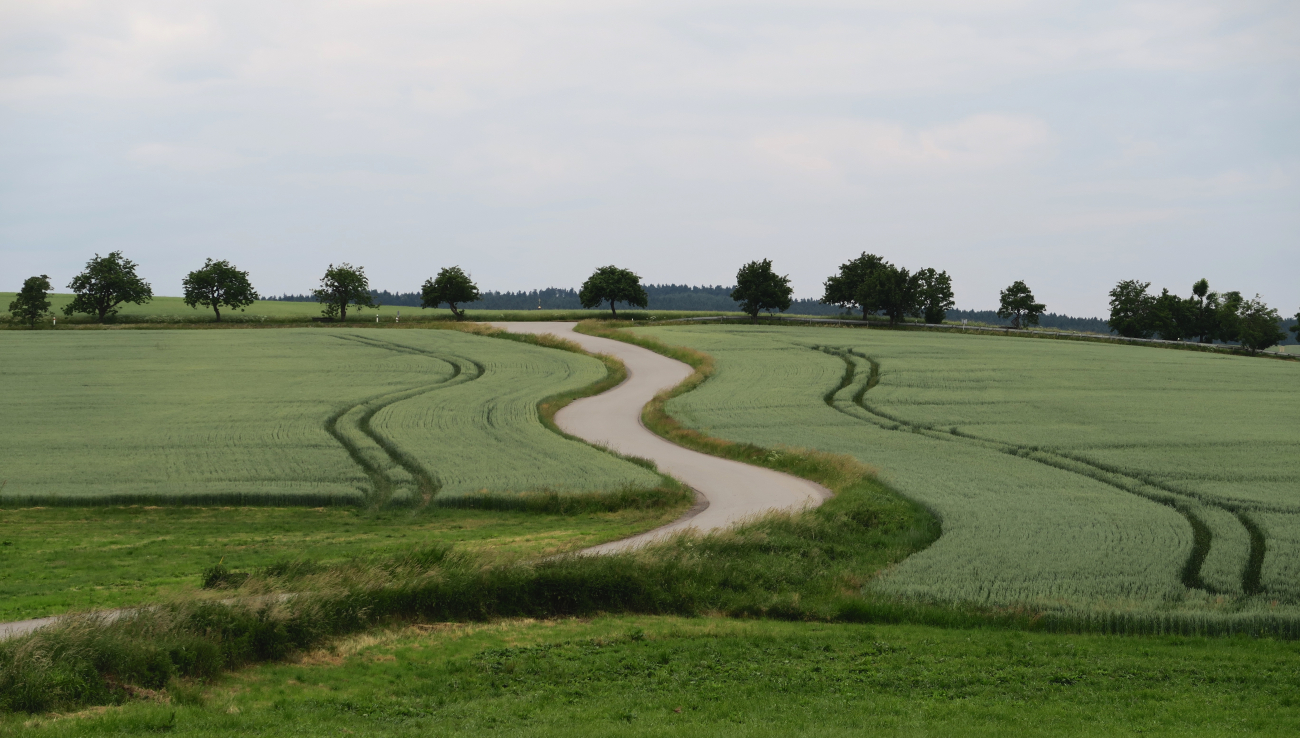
[
  {"x1": 8, "y1": 616, "x2": 1299, "y2": 737},
  {"x1": 0, "y1": 505, "x2": 685, "y2": 622}
]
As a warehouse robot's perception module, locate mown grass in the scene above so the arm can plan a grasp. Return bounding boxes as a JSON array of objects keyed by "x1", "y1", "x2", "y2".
[
  {"x1": 8, "y1": 616, "x2": 1299, "y2": 737},
  {"x1": 0, "y1": 505, "x2": 684, "y2": 622}
]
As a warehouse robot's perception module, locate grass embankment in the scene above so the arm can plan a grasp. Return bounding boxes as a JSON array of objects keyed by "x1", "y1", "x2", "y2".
[
  {"x1": 0, "y1": 505, "x2": 682, "y2": 623},
  {"x1": 9, "y1": 616, "x2": 1299, "y2": 737}
]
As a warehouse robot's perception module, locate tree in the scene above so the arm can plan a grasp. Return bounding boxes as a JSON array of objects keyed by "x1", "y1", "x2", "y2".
[
  {"x1": 421, "y1": 266, "x2": 481, "y2": 319},
  {"x1": 63, "y1": 251, "x2": 153, "y2": 322},
  {"x1": 1211, "y1": 291, "x2": 1244, "y2": 344},
  {"x1": 1291, "y1": 311, "x2": 1300, "y2": 341},
  {"x1": 8, "y1": 274, "x2": 53, "y2": 327},
  {"x1": 997, "y1": 280, "x2": 1045, "y2": 329},
  {"x1": 1189, "y1": 279, "x2": 1225, "y2": 343},
  {"x1": 731, "y1": 259, "x2": 793, "y2": 319},
  {"x1": 915, "y1": 268, "x2": 955, "y2": 324},
  {"x1": 1107, "y1": 280, "x2": 1156, "y2": 338},
  {"x1": 858, "y1": 264, "x2": 921, "y2": 325},
  {"x1": 181, "y1": 259, "x2": 258, "y2": 322},
  {"x1": 1236, "y1": 295, "x2": 1285, "y2": 355},
  {"x1": 1149, "y1": 288, "x2": 1197, "y2": 341},
  {"x1": 821, "y1": 252, "x2": 888, "y2": 318},
  {"x1": 313, "y1": 263, "x2": 376, "y2": 321},
  {"x1": 578, "y1": 266, "x2": 648, "y2": 318}
]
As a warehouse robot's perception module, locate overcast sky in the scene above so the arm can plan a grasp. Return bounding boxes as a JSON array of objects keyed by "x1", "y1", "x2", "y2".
[{"x1": 2, "y1": 1, "x2": 1296, "y2": 315}]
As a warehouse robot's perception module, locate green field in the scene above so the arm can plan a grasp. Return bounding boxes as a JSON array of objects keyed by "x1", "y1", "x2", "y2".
[
  {"x1": 9, "y1": 616, "x2": 1298, "y2": 737},
  {"x1": 0, "y1": 293, "x2": 742, "y2": 326},
  {"x1": 640, "y1": 324, "x2": 1300, "y2": 615},
  {"x1": 0, "y1": 327, "x2": 661, "y2": 506}
]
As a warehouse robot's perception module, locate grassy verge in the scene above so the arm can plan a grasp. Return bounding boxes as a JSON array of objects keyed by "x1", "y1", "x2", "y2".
[
  {"x1": 8, "y1": 615, "x2": 1298, "y2": 737},
  {"x1": 0, "y1": 505, "x2": 683, "y2": 623}
]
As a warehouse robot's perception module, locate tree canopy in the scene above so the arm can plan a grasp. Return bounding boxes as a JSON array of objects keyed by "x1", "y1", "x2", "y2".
[
  {"x1": 1236, "y1": 295, "x2": 1286, "y2": 354},
  {"x1": 578, "y1": 266, "x2": 648, "y2": 318},
  {"x1": 1292, "y1": 311, "x2": 1300, "y2": 341},
  {"x1": 421, "y1": 266, "x2": 481, "y2": 319},
  {"x1": 997, "y1": 280, "x2": 1045, "y2": 329},
  {"x1": 1107, "y1": 279, "x2": 1156, "y2": 338},
  {"x1": 313, "y1": 263, "x2": 376, "y2": 321},
  {"x1": 821, "y1": 252, "x2": 887, "y2": 317},
  {"x1": 8, "y1": 274, "x2": 53, "y2": 327},
  {"x1": 63, "y1": 251, "x2": 153, "y2": 322},
  {"x1": 915, "y1": 268, "x2": 954, "y2": 325},
  {"x1": 857, "y1": 264, "x2": 920, "y2": 325},
  {"x1": 731, "y1": 259, "x2": 793, "y2": 319},
  {"x1": 182, "y1": 259, "x2": 258, "y2": 322}
]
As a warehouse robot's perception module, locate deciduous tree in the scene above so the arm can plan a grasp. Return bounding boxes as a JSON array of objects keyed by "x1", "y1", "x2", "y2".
[
  {"x1": 858, "y1": 264, "x2": 921, "y2": 325},
  {"x1": 421, "y1": 266, "x2": 481, "y2": 319},
  {"x1": 915, "y1": 268, "x2": 955, "y2": 324},
  {"x1": 731, "y1": 259, "x2": 793, "y2": 319},
  {"x1": 578, "y1": 266, "x2": 648, "y2": 318},
  {"x1": 182, "y1": 259, "x2": 258, "y2": 322},
  {"x1": 821, "y1": 253, "x2": 887, "y2": 318},
  {"x1": 63, "y1": 251, "x2": 153, "y2": 322},
  {"x1": 1211, "y1": 291, "x2": 1243, "y2": 344},
  {"x1": 1236, "y1": 295, "x2": 1285, "y2": 355},
  {"x1": 8, "y1": 274, "x2": 53, "y2": 327},
  {"x1": 997, "y1": 280, "x2": 1045, "y2": 330},
  {"x1": 1291, "y1": 310, "x2": 1300, "y2": 341},
  {"x1": 1107, "y1": 280, "x2": 1155, "y2": 338},
  {"x1": 313, "y1": 263, "x2": 376, "y2": 322}
]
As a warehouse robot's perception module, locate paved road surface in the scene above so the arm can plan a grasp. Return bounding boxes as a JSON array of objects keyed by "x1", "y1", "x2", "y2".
[{"x1": 495, "y1": 322, "x2": 829, "y2": 554}]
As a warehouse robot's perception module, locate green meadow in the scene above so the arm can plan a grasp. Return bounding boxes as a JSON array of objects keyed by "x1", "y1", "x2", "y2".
[
  {"x1": 0, "y1": 505, "x2": 681, "y2": 622},
  {"x1": 8, "y1": 616, "x2": 1298, "y2": 737}
]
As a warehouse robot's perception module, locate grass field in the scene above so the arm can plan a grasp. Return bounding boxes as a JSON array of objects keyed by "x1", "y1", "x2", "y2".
[
  {"x1": 7, "y1": 615, "x2": 1297, "y2": 737},
  {"x1": 638, "y1": 323, "x2": 1299, "y2": 616},
  {"x1": 0, "y1": 327, "x2": 662, "y2": 506},
  {"x1": 0, "y1": 293, "x2": 741, "y2": 326},
  {"x1": 0, "y1": 505, "x2": 683, "y2": 622}
]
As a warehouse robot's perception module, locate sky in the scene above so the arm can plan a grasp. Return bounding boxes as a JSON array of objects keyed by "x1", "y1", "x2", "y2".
[{"x1": 1, "y1": 0, "x2": 1297, "y2": 316}]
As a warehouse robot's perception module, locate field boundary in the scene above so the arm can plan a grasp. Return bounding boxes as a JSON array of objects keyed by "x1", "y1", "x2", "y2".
[{"x1": 657, "y1": 315, "x2": 1300, "y2": 360}]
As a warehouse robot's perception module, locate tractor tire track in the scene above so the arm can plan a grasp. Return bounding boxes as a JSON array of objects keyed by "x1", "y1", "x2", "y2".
[
  {"x1": 327, "y1": 334, "x2": 484, "y2": 506},
  {"x1": 815, "y1": 346, "x2": 1266, "y2": 597}
]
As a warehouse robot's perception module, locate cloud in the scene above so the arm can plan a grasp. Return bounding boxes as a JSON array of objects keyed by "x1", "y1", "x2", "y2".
[
  {"x1": 0, "y1": 0, "x2": 1296, "y2": 316},
  {"x1": 753, "y1": 114, "x2": 1053, "y2": 177},
  {"x1": 128, "y1": 143, "x2": 251, "y2": 173}
]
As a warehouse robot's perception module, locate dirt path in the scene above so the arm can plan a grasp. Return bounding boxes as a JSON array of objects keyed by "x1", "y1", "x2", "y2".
[
  {"x1": 495, "y1": 322, "x2": 830, "y2": 554},
  {"x1": 0, "y1": 322, "x2": 828, "y2": 640}
]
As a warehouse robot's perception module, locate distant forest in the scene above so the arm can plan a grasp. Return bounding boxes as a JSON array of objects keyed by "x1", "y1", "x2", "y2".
[{"x1": 268, "y1": 284, "x2": 1124, "y2": 333}]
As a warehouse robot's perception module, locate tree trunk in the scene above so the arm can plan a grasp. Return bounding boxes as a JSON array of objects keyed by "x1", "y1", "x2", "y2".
[
  {"x1": 340, "y1": 302, "x2": 348, "y2": 322},
  {"x1": 450, "y1": 303, "x2": 462, "y2": 319},
  {"x1": 609, "y1": 301, "x2": 618, "y2": 318},
  {"x1": 214, "y1": 306, "x2": 222, "y2": 322}
]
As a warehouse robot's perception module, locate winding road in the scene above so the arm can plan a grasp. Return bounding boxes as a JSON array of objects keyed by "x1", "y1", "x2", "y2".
[
  {"x1": 0, "y1": 322, "x2": 827, "y2": 641},
  {"x1": 495, "y1": 322, "x2": 830, "y2": 554}
]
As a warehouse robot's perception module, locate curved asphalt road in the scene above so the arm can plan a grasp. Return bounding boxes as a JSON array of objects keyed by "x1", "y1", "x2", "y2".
[
  {"x1": 0, "y1": 321, "x2": 829, "y2": 640},
  {"x1": 495, "y1": 322, "x2": 830, "y2": 554}
]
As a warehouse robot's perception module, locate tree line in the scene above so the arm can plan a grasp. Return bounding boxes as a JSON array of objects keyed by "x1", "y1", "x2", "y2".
[
  {"x1": 8, "y1": 252, "x2": 1298, "y2": 353},
  {"x1": 1107, "y1": 278, "x2": 1293, "y2": 354}
]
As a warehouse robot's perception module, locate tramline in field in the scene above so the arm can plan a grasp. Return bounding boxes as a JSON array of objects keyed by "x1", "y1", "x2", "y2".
[
  {"x1": 641, "y1": 323, "x2": 1300, "y2": 614},
  {"x1": 0, "y1": 328, "x2": 661, "y2": 506}
]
